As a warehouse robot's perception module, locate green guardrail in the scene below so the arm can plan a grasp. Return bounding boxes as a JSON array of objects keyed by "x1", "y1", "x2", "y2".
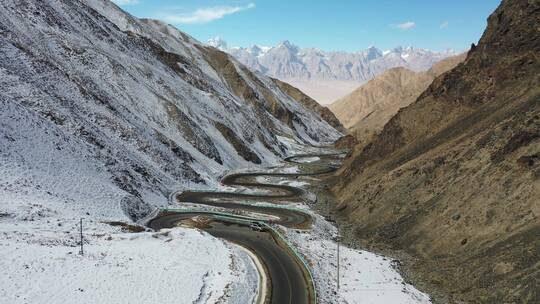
[
  {"x1": 162, "y1": 208, "x2": 259, "y2": 222},
  {"x1": 260, "y1": 222, "x2": 317, "y2": 304},
  {"x1": 167, "y1": 201, "x2": 313, "y2": 226},
  {"x1": 158, "y1": 208, "x2": 317, "y2": 304}
]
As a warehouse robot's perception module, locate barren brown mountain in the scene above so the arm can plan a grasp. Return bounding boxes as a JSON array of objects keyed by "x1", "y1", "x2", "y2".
[
  {"x1": 331, "y1": 0, "x2": 539, "y2": 303},
  {"x1": 329, "y1": 54, "x2": 465, "y2": 144}
]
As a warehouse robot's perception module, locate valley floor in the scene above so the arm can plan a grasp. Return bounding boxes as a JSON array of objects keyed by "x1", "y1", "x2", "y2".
[{"x1": 1, "y1": 149, "x2": 431, "y2": 304}]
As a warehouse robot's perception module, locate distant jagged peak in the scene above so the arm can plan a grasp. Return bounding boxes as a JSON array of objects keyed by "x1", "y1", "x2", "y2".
[
  {"x1": 210, "y1": 38, "x2": 455, "y2": 60},
  {"x1": 276, "y1": 40, "x2": 299, "y2": 50},
  {"x1": 363, "y1": 46, "x2": 383, "y2": 60},
  {"x1": 207, "y1": 37, "x2": 454, "y2": 59}
]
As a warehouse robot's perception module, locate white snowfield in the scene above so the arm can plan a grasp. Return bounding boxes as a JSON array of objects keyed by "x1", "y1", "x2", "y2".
[
  {"x1": 286, "y1": 217, "x2": 432, "y2": 304},
  {"x1": 1, "y1": 222, "x2": 259, "y2": 304}
]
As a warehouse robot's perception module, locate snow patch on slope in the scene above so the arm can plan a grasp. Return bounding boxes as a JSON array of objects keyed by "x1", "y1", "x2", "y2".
[{"x1": 285, "y1": 211, "x2": 432, "y2": 304}]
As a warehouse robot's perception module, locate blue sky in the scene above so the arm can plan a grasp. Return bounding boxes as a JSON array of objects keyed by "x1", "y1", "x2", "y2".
[{"x1": 113, "y1": 0, "x2": 501, "y2": 52}]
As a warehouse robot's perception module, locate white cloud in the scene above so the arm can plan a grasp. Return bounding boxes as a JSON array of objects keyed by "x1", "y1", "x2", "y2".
[
  {"x1": 395, "y1": 21, "x2": 416, "y2": 30},
  {"x1": 112, "y1": 0, "x2": 139, "y2": 5},
  {"x1": 440, "y1": 21, "x2": 449, "y2": 29},
  {"x1": 164, "y1": 3, "x2": 255, "y2": 24}
]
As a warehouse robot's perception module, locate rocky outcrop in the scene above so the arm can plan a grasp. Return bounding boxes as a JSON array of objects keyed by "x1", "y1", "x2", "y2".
[{"x1": 333, "y1": 0, "x2": 540, "y2": 302}]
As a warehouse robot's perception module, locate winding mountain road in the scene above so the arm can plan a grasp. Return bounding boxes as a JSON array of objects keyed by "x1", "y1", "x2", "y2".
[{"x1": 147, "y1": 152, "x2": 345, "y2": 304}]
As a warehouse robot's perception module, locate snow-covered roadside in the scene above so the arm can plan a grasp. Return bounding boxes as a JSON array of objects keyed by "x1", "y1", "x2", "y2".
[
  {"x1": 0, "y1": 106, "x2": 261, "y2": 304},
  {"x1": 283, "y1": 207, "x2": 432, "y2": 304},
  {"x1": 0, "y1": 222, "x2": 259, "y2": 304}
]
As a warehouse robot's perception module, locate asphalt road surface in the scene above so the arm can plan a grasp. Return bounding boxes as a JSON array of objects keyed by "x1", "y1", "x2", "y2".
[{"x1": 147, "y1": 152, "x2": 345, "y2": 304}]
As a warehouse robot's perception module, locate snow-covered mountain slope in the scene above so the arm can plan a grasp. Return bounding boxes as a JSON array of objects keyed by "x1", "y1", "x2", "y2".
[
  {"x1": 0, "y1": 1, "x2": 341, "y2": 302},
  {"x1": 210, "y1": 38, "x2": 459, "y2": 104},
  {"x1": 0, "y1": 0, "x2": 341, "y2": 222}
]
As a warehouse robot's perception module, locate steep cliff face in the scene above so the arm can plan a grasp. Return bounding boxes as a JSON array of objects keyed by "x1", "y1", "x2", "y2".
[
  {"x1": 0, "y1": 0, "x2": 341, "y2": 222},
  {"x1": 333, "y1": 0, "x2": 539, "y2": 302}
]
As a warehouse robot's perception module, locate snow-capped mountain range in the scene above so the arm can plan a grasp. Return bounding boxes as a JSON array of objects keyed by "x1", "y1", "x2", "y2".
[{"x1": 208, "y1": 37, "x2": 459, "y2": 104}]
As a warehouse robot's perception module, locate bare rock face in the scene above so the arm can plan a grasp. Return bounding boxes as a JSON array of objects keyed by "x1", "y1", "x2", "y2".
[
  {"x1": 333, "y1": 0, "x2": 540, "y2": 302},
  {"x1": 120, "y1": 195, "x2": 153, "y2": 222}
]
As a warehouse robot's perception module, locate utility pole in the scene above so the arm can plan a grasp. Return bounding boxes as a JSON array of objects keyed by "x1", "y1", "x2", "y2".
[
  {"x1": 337, "y1": 233, "x2": 341, "y2": 292},
  {"x1": 79, "y1": 218, "x2": 84, "y2": 255}
]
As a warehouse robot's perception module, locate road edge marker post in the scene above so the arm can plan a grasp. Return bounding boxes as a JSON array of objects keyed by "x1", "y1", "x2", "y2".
[{"x1": 79, "y1": 218, "x2": 84, "y2": 255}]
